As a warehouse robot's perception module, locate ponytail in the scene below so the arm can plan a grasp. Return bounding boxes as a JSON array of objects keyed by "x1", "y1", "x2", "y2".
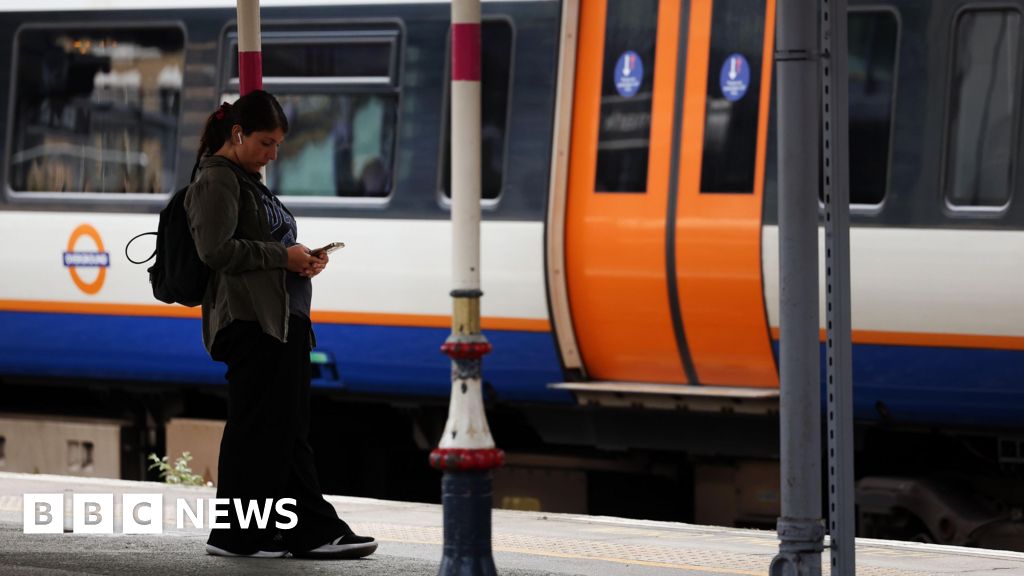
[
  {"x1": 195, "y1": 90, "x2": 289, "y2": 169},
  {"x1": 195, "y1": 102, "x2": 234, "y2": 169}
]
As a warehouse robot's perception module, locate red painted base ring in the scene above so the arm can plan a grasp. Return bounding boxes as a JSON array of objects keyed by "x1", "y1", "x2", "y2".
[
  {"x1": 441, "y1": 341, "x2": 492, "y2": 360},
  {"x1": 430, "y1": 448, "x2": 505, "y2": 471}
]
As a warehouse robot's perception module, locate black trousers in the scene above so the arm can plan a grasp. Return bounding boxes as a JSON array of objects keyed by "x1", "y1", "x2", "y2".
[{"x1": 207, "y1": 315, "x2": 349, "y2": 553}]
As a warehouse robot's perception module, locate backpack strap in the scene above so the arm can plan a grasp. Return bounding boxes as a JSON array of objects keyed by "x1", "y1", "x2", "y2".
[
  {"x1": 126, "y1": 160, "x2": 201, "y2": 266},
  {"x1": 125, "y1": 232, "x2": 158, "y2": 264}
]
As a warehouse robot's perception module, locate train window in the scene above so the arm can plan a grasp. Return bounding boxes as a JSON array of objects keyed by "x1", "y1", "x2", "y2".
[
  {"x1": 945, "y1": 9, "x2": 1021, "y2": 209},
  {"x1": 594, "y1": 0, "x2": 659, "y2": 193},
  {"x1": 229, "y1": 42, "x2": 392, "y2": 81},
  {"x1": 847, "y1": 11, "x2": 898, "y2": 205},
  {"x1": 700, "y1": 0, "x2": 765, "y2": 193},
  {"x1": 440, "y1": 20, "x2": 514, "y2": 202},
  {"x1": 269, "y1": 94, "x2": 397, "y2": 197},
  {"x1": 7, "y1": 26, "x2": 185, "y2": 194},
  {"x1": 226, "y1": 28, "x2": 400, "y2": 198}
]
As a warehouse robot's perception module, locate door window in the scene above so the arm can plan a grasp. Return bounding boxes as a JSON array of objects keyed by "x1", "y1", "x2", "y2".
[{"x1": 594, "y1": 0, "x2": 660, "y2": 193}]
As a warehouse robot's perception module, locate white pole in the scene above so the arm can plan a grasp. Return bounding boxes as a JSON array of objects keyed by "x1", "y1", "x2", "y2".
[
  {"x1": 430, "y1": 2, "x2": 501, "y2": 574},
  {"x1": 450, "y1": 0, "x2": 482, "y2": 294},
  {"x1": 436, "y1": 0, "x2": 495, "y2": 452}
]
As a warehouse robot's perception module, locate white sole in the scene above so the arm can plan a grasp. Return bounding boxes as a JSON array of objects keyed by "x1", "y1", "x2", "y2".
[
  {"x1": 205, "y1": 544, "x2": 289, "y2": 558},
  {"x1": 292, "y1": 540, "x2": 378, "y2": 559}
]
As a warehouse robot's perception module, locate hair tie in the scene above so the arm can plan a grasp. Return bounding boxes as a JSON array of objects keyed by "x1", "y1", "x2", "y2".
[{"x1": 214, "y1": 102, "x2": 231, "y2": 120}]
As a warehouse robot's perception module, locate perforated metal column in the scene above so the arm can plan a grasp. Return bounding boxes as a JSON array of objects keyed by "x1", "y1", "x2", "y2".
[{"x1": 821, "y1": 0, "x2": 856, "y2": 573}]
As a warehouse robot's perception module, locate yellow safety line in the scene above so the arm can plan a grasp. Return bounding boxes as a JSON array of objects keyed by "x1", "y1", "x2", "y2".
[
  {"x1": 496, "y1": 545, "x2": 767, "y2": 575},
  {"x1": 375, "y1": 537, "x2": 766, "y2": 575}
]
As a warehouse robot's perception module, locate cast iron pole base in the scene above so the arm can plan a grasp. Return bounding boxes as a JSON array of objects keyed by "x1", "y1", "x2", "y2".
[
  {"x1": 438, "y1": 470, "x2": 497, "y2": 576},
  {"x1": 770, "y1": 517, "x2": 824, "y2": 576}
]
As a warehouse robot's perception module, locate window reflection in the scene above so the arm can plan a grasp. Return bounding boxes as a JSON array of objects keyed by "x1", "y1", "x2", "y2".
[
  {"x1": 700, "y1": 0, "x2": 765, "y2": 193},
  {"x1": 946, "y1": 10, "x2": 1020, "y2": 208},
  {"x1": 231, "y1": 29, "x2": 401, "y2": 200},
  {"x1": 847, "y1": 12, "x2": 898, "y2": 205},
  {"x1": 8, "y1": 28, "x2": 184, "y2": 194},
  {"x1": 268, "y1": 94, "x2": 397, "y2": 197},
  {"x1": 594, "y1": 0, "x2": 659, "y2": 193}
]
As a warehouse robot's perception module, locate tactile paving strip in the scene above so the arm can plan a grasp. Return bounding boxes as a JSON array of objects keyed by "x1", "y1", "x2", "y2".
[{"x1": 353, "y1": 521, "x2": 938, "y2": 576}]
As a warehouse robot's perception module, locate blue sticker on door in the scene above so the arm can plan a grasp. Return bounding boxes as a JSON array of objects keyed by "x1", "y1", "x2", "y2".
[
  {"x1": 719, "y1": 53, "x2": 750, "y2": 102},
  {"x1": 614, "y1": 51, "x2": 644, "y2": 98}
]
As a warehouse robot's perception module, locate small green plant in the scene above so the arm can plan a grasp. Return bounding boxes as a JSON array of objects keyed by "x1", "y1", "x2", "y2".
[{"x1": 148, "y1": 451, "x2": 206, "y2": 486}]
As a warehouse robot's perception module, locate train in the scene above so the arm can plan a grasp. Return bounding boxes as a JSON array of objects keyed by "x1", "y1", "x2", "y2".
[{"x1": 1, "y1": 0, "x2": 1022, "y2": 550}]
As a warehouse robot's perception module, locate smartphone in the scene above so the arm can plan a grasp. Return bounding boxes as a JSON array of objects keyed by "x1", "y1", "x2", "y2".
[{"x1": 311, "y1": 242, "x2": 345, "y2": 256}]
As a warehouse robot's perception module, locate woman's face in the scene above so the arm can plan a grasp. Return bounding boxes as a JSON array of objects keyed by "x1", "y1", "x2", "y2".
[{"x1": 234, "y1": 127, "x2": 285, "y2": 173}]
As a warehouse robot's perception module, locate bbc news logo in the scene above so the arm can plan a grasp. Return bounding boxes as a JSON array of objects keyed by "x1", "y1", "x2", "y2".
[{"x1": 23, "y1": 494, "x2": 297, "y2": 534}]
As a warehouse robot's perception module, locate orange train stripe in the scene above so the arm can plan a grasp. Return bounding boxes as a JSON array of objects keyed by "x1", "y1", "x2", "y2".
[
  {"x1": 311, "y1": 311, "x2": 551, "y2": 333},
  {"x1": 0, "y1": 300, "x2": 551, "y2": 333},
  {"x1": 0, "y1": 299, "x2": 201, "y2": 318},
  {"x1": 673, "y1": 0, "x2": 779, "y2": 388},
  {"x1": 768, "y1": 326, "x2": 1024, "y2": 351}
]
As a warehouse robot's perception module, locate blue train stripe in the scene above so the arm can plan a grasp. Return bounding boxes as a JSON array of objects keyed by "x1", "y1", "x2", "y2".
[
  {"x1": 771, "y1": 341, "x2": 1024, "y2": 428},
  {"x1": 7, "y1": 310, "x2": 1020, "y2": 426},
  {"x1": 0, "y1": 311, "x2": 570, "y2": 404}
]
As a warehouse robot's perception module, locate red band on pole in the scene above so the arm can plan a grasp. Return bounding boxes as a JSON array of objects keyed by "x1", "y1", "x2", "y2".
[
  {"x1": 238, "y1": 51, "x2": 263, "y2": 95},
  {"x1": 430, "y1": 448, "x2": 505, "y2": 471},
  {"x1": 451, "y1": 23, "x2": 481, "y2": 82},
  {"x1": 441, "y1": 340, "x2": 492, "y2": 360}
]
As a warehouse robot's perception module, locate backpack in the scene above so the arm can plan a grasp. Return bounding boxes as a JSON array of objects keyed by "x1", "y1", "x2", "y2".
[{"x1": 127, "y1": 161, "x2": 251, "y2": 307}]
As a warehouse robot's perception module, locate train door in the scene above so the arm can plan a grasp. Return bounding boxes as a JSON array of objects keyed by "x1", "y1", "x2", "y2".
[
  {"x1": 563, "y1": 0, "x2": 686, "y2": 383},
  {"x1": 553, "y1": 0, "x2": 778, "y2": 388},
  {"x1": 671, "y1": 0, "x2": 778, "y2": 387}
]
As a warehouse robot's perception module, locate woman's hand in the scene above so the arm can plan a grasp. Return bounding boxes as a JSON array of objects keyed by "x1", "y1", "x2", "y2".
[
  {"x1": 286, "y1": 244, "x2": 324, "y2": 277},
  {"x1": 284, "y1": 242, "x2": 315, "y2": 276},
  {"x1": 309, "y1": 251, "x2": 329, "y2": 277}
]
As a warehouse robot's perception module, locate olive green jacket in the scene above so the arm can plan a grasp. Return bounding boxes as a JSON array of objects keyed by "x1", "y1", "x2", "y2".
[{"x1": 184, "y1": 155, "x2": 291, "y2": 356}]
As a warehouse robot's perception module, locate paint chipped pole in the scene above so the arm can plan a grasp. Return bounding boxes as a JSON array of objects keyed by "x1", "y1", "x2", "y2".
[
  {"x1": 235, "y1": 0, "x2": 262, "y2": 96},
  {"x1": 429, "y1": 1, "x2": 504, "y2": 576}
]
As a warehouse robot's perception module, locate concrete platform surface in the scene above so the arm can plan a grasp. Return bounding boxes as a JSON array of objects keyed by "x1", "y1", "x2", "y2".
[{"x1": 0, "y1": 472, "x2": 1022, "y2": 576}]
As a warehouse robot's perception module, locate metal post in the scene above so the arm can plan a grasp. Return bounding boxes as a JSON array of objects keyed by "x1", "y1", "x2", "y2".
[
  {"x1": 771, "y1": 0, "x2": 825, "y2": 573},
  {"x1": 429, "y1": 1, "x2": 504, "y2": 575},
  {"x1": 235, "y1": 0, "x2": 262, "y2": 95},
  {"x1": 821, "y1": 0, "x2": 855, "y2": 573}
]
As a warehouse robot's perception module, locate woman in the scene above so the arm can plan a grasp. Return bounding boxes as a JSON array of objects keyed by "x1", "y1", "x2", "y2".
[{"x1": 185, "y1": 90, "x2": 376, "y2": 559}]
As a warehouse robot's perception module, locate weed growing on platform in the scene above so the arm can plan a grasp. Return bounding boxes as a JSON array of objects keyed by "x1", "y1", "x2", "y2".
[{"x1": 147, "y1": 452, "x2": 207, "y2": 486}]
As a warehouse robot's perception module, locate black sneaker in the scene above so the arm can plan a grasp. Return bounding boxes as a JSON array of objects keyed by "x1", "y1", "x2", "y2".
[
  {"x1": 292, "y1": 532, "x2": 378, "y2": 559},
  {"x1": 206, "y1": 533, "x2": 289, "y2": 558}
]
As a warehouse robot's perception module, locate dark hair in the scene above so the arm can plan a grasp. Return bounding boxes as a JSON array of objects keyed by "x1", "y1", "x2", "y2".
[{"x1": 195, "y1": 89, "x2": 289, "y2": 167}]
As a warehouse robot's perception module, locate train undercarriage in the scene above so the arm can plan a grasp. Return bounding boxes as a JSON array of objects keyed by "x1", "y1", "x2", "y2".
[{"x1": 1, "y1": 375, "x2": 1021, "y2": 552}]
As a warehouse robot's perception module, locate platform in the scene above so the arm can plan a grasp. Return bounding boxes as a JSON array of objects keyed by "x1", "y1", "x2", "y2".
[{"x1": 0, "y1": 472, "x2": 1022, "y2": 575}]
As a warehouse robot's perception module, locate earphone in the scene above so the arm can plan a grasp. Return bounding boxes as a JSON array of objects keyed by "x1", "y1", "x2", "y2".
[{"x1": 236, "y1": 133, "x2": 242, "y2": 145}]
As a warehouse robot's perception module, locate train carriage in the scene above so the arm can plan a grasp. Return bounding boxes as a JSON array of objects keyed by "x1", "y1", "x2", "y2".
[{"x1": 0, "y1": 0, "x2": 1022, "y2": 549}]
